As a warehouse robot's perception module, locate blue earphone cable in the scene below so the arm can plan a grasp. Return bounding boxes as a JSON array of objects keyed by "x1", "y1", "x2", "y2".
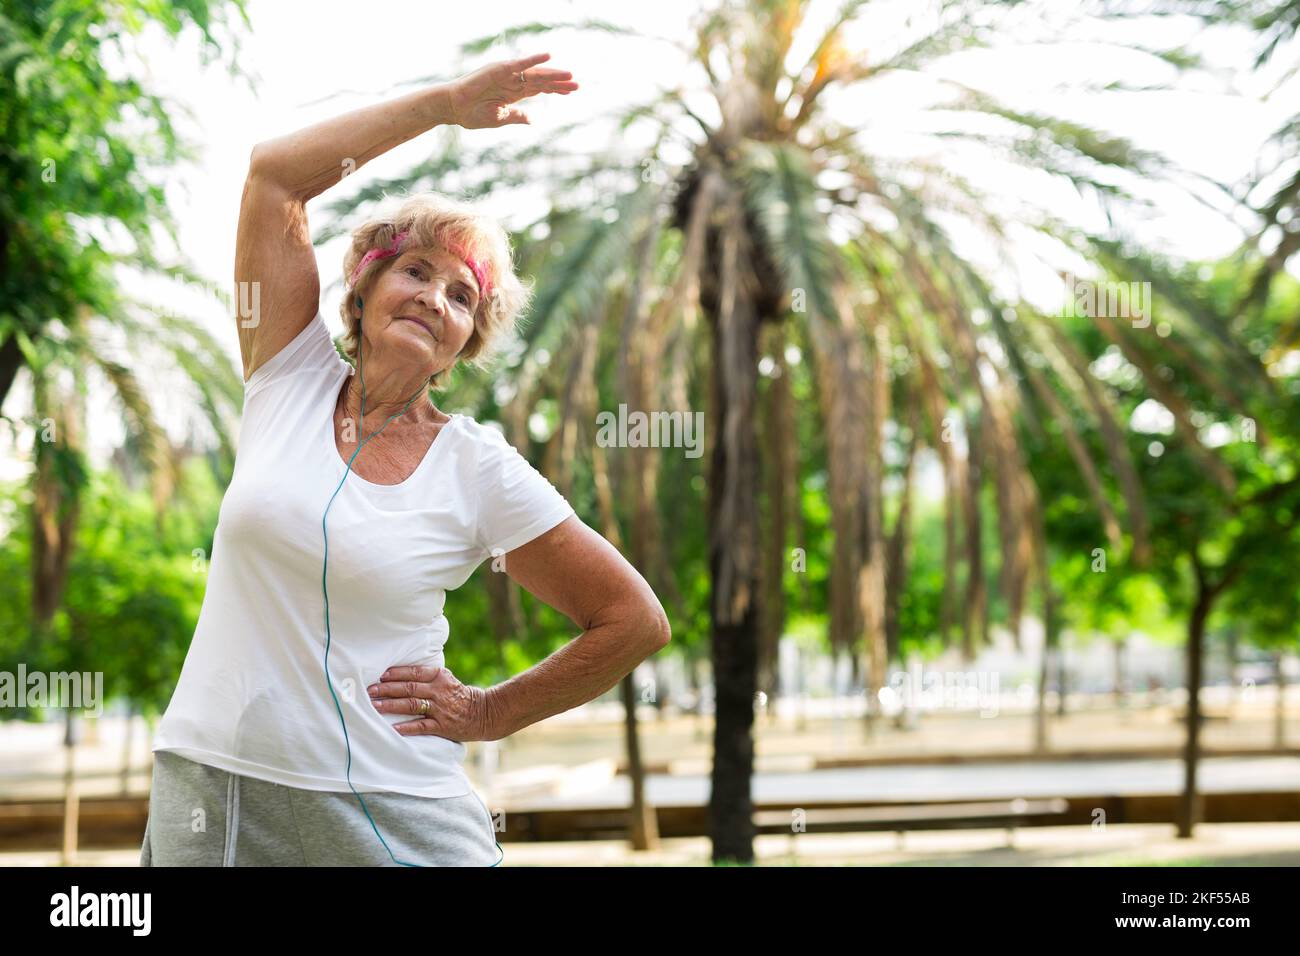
[{"x1": 320, "y1": 296, "x2": 504, "y2": 867}]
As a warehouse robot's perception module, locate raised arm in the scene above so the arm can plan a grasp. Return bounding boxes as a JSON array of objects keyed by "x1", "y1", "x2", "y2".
[
  {"x1": 234, "y1": 52, "x2": 577, "y2": 382},
  {"x1": 234, "y1": 85, "x2": 456, "y2": 382}
]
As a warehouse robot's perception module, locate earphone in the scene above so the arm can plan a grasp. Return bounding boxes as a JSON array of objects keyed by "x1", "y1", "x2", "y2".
[{"x1": 319, "y1": 293, "x2": 504, "y2": 867}]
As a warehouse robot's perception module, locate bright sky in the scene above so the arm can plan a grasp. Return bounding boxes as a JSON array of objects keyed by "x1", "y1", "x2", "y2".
[{"x1": 1, "y1": 0, "x2": 1293, "y2": 485}]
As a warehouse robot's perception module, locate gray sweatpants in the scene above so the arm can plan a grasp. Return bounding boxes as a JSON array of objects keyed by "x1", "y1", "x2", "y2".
[{"x1": 139, "y1": 750, "x2": 502, "y2": 867}]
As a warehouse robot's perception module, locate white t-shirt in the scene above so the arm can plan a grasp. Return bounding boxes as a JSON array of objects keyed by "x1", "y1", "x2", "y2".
[{"x1": 151, "y1": 309, "x2": 576, "y2": 797}]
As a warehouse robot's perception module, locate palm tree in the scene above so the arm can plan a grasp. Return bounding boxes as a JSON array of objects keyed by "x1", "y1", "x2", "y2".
[
  {"x1": 1044, "y1": 0, "x2": 1300, "y2": 837},
  {"x1": 1234, "y1": 1, "x2": 1300, "y2": 321},
  {"x1": 0, "y1": 0, "x2": 250, "y2": 411},
  {"x1": 14, "y1": 302, "x2": 241, "y2": 633},
  {"x1": 7, "y1": 303, "x2": 240, "y2": 860},
  {"x1": 320, "y1": 0, "x2": 1245, "y2": 862},
  {"x1": 1099, "y1": 0, "x2": 1300, "y2": 327}
]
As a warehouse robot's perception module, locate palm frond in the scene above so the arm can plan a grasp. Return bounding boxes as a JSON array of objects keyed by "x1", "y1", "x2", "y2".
[{"x1": 79, "y1": 337, "x2": 178, "y2": 516}]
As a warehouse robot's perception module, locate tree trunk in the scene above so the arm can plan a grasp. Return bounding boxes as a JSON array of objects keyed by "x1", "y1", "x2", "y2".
[
  {"x1": 1034, "y1": 633, "x2": 1051, "y2": 754},
  {"x1": 885, "y1": 424, "x2": 916, "y2": 732},
  {"x1": 0, "y1": 332, "x2": 24, "y2": 415},
  {"x1": 805, "y1": 285, "x2": 870, "y2": 666},
  {"x1": 588, "y1": 397, "x2": 656, "y2": 847},
  {"x1": 484, "y1": 561, "x2": 523, "y2": 668},
  {"x1": 859, "y1": 320, "x2": 889, "y2": 739},
  {"x1": 962, "y1": 412, "x2": 988, "y2": 658},
  {"x1": 1177, "y1": 585, "x2": 1213, "y2": 839},
  {"x1": 617, "y1": 213, "x2": 664, "y2": 853},
  {"x1": 61, "y1": 710, "x2": 80, "y2": 865},
  {"x1": 705, "y1": 194, "x2": 762, "y2": 865},
  {"x1": 1226, "y1": 627, "x2": 1240, "y2": 708},
  {"x1": 620, "y1": 673, "x2": 659, "y2": 849},
  {"x1": 33, "y1": 385, "x2": 83, "y2": 625},
  {"x1": 758, "y1": 323, "x2": 791, "y2": 709},
  {"x1": 1055, "y1": 635, "x2": 1068, "y2": 717},
  {"x1": 1275, "y1": 652, "x2": 1287, "y2": 750},
  {"x1": 1034, "y1": 584, "x2": 1056, "y2": 754}
]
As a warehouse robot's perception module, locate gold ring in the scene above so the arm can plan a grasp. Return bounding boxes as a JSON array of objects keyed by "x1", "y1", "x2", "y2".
[{"x1": 417, "y1": 698, "x2": 430, "y2": 716}]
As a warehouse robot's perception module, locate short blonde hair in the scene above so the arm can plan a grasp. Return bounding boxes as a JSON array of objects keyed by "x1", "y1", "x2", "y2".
[{"x1": 339, "y1": 192, "x2": 532, "y2": 390}]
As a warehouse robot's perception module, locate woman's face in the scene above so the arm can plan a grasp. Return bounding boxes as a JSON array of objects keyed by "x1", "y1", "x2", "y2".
[{"x1": 359, "y1": 244, "x2": 480, "y2": 378}]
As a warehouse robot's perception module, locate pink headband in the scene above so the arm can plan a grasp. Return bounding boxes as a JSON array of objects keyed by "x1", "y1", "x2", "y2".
[
  {"x1": 348, "y1": 229, "x2": 493, "y2": 301},
  {"x1": 446, "y1": 241, "x2": 494, "y2": 302}
]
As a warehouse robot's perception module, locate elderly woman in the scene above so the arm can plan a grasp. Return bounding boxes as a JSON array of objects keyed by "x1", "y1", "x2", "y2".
[{"x1": 139, "y1": 53, "x2": 671, "y2": 867}]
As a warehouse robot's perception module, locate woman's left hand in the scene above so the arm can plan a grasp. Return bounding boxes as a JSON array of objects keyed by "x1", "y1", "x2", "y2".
[
  {"x1": 445, "y1": 52, "x2": 579, "y2": 129},
  {"x1": 367, "y1": 665, "x2": 491, "y2": 742}
]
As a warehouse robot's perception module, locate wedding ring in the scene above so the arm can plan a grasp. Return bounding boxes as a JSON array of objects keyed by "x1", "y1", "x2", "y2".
[{"x1": 417, "y1": 698, "x2": 430, "y2": 716}]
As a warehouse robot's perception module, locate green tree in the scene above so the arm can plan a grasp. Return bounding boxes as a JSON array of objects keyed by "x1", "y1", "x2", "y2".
[
  {"x1": 0, "y1": 0, "x2": 250, "y2": 682},
  {"x1": 0, "y1": 0, "x2": 251, "y2": 408},
  {"x1": 1030, "y1": 248, "x2": 1300, "y2": 838},
  {"x1": 0, "y1": 462, "x2": 221, "y2": 791},
  {"x1": 0, "y1": 2, "x2": 250, "y2": 839},
  {"x1": 318, "y1": 0, "x2": 1235, "y2": 862}
]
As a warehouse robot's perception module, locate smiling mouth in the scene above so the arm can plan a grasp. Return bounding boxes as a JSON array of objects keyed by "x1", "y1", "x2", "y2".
[{"x1": 397, "y1": 316, "x2": 438, "y2": 340}]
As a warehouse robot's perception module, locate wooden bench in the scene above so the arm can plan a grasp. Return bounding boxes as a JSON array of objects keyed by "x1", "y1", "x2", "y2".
[{"x1": 753, "y1": 798, "x2": 1071, "y2": 854}]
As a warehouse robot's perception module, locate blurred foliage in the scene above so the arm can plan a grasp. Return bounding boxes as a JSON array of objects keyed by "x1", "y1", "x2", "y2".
[
  {"x1": 0, "y1": 0, "x2": 250, "y2": 723},
  {"x1": 1029, "y1": 254, "x2": 1300, "y2": 654},
  {"x1": 0, "y1": 0, "x2": 251, "y2": 406},
  {"x1": 0, "y1": 457, "x2": 221, "y2": 718},
  {"x1": 1, "y1": 0, "x2": 1298, "y2": 730}
]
